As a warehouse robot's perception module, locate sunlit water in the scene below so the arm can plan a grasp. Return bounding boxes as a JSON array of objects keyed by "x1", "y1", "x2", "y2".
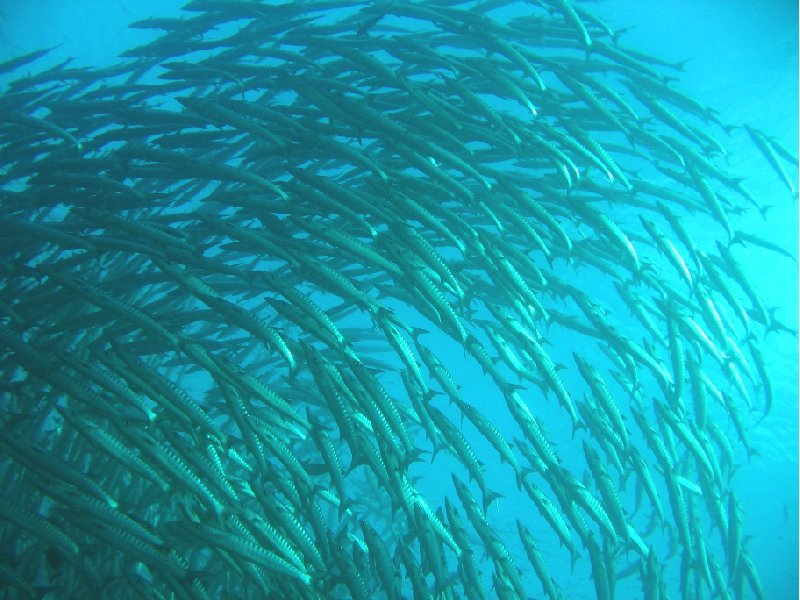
[{"x1": 1, "y1": 1, "x2": 796, "y2": 598}]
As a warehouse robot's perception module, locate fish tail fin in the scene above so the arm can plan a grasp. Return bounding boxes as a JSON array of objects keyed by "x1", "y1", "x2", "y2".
[
  {"x1": 571, "y1": 419, "x2": 586, "y2": 438},
  {"x1": 410, "y1": 327, "x2": 429, "y2": 342},
  {"x1": 482, "y1": 489, "x2": 503, "y2": 513},
  {"x1": 569, "y1": 548, "x2": 580, "y2": 573}
]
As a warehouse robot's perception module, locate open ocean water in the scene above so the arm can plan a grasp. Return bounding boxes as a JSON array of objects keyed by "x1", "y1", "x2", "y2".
[
  {"x1": 598, "y1": 4, "x2": 798, "y2": 598},
  {"x1": 0, "y1": 1, "x2": 797, "y2": 599}
]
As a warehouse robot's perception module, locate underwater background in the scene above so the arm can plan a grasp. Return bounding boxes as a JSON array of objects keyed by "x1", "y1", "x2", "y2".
[{"x1": 0, "y1": 0, "x2": 797, "y2": 598}]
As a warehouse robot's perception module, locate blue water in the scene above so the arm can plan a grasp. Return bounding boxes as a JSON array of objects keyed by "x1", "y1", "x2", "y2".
[
  {"x1": 593, "y1": 3, "x2": 799, "y2": 596},
  {"x1": 1, "y1": 1, "x2": 797, "y2": 598},
  {"x1": 613, "y1": 5, "x2": 799, "y2": 598}
]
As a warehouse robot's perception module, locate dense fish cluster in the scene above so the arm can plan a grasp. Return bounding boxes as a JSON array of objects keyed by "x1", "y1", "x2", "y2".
[{"x1": 0, "y1": 0, "x2": 796, "y2": 598}]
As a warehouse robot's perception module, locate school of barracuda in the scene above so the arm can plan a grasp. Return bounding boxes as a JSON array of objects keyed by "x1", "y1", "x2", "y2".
[{"x1": 0, "y1": 0, "x2": 796, "y2": 598}]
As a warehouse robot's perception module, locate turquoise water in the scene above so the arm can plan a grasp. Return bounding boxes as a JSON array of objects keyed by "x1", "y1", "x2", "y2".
[
  {"x1": 597, "y1": 3, "x2": 799, "y2": 596},
  {"x1": 1, "y1": 1, "x2": 797, "y2": 598}
]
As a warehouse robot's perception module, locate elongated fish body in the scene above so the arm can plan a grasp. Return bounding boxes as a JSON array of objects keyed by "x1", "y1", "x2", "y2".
[{"x1": 0, "y1": 2, "x2": 791, "y2": 599}]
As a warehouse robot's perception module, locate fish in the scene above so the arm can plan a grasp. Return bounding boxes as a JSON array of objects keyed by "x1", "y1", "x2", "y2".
[
  {"x1": 744, "y1": 124, "x2": 797, "y2": 198},
  {"x1": 0, "y1": 0, "x2": 791, "y2": 598}
]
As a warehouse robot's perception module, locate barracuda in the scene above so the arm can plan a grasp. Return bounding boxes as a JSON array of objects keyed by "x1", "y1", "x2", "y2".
[{"x1": 0, "y1": 1, "x2": 790, "y2": 597}]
